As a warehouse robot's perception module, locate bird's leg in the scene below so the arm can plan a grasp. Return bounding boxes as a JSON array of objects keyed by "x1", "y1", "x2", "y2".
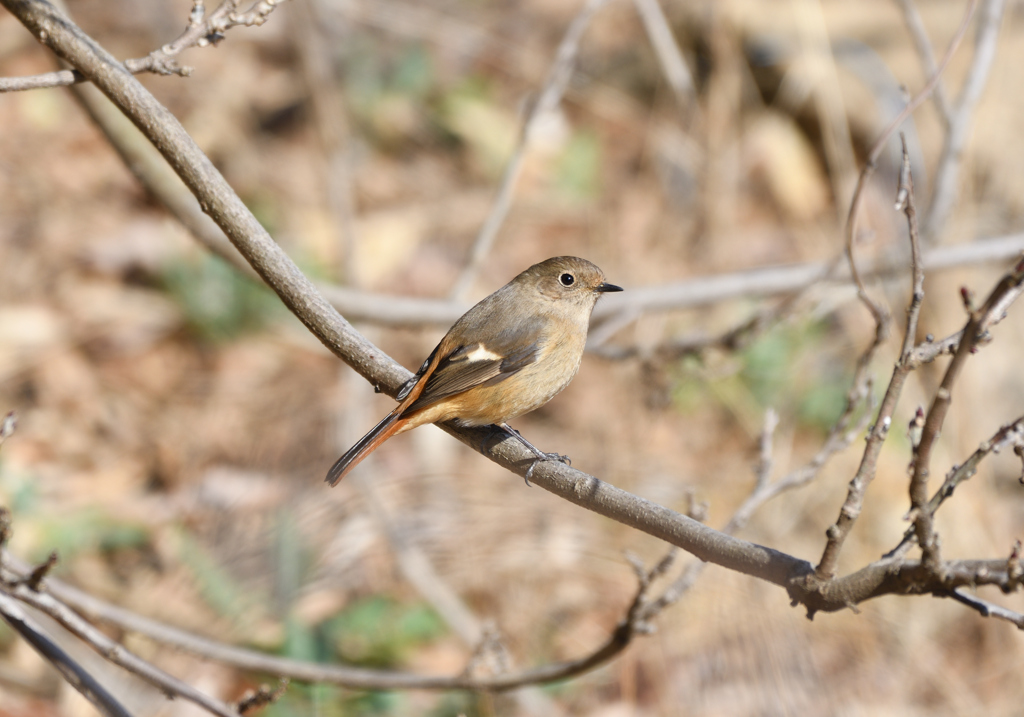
[{"x1": 497, "y1": 423, "x2": 570, "y2": 485}]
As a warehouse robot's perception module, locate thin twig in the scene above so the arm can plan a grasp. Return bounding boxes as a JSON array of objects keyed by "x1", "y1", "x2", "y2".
[
  {"x1": 947, "y1": 588, "x2": 1024, "y2": 629},
  {"x1": 0, "y1": 592, "x2": 133, "y2": 717},
  {"x1": 754, "y1": 408, "x2": 779, "y2": 491},
  {"x1": 3, "y1": 582, "x2": 242, "y2": 717},
  {"x1": 844, "y1": 0, "x2": 977, "y2": 318},
  {"x1": 237, "y1": 680, "x2": 288, "y2": 715},
  {"x1": 894, "y1": 134, "x2": 925, "y2": 360},
  {"x1": 289, "y1": 0, "x2": 359, "y2": 282},
  {"x1": 0, "y1": 411, "x2": 16, "y2": 450},
  {"x1": 909, "y1": 256, "x2": 1024, "y2": 568},
  {"x1": 0, "y1": 0, "x2": 288, "y2": 93},
  {"x1": 631, "y1": 0, "x2": 698, "y2": 122},
  {"x1": 921, "y1": 0, "x2": 1006, "y2": 241},
  {"x1": 894, "y1": 0, "x2": 954, "y2": 127},
  {"x1": 50, "y1": 71, "x2": 1024, "y2": 332},
  {"x1": 0, "y1": 551, "x2": 689, "y2": 691},
  {"x1": 887, "y1": 415, "x2": 1024, "y2": 559},
  {"x1": 449, "y1": 0, "x2": 612, "y2": 300},
  {"x1": 353, "y1": 473, "x2": 483, "y2": 647},
  {"x1": 816, "y1": 137, "x2": 927, "y2": 579}
]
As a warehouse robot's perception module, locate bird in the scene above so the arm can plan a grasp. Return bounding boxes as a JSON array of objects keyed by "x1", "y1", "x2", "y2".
[{"x1": 325, "y1": 256, "x2": 623, "y2": 486}]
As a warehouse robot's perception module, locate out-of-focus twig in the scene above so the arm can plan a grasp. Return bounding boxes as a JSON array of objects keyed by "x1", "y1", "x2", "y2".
[
  {"x1": 353, "y1": 473, "x2": 483, "y2": 647},
  {"x1": 0, "y1": 411, "x2": 16, "y2": 451},
  {"x1": 921, "y1": 0, "x2": 1006, "y2": 242},
  {"x1": 2, "y1": 582, "x2": 242, "y2": 717},
  {"x1": 290, "y1": 0, "x2": 359, "y2": 282},
  {"x1": 794, "y1": 0, "x2": 858, "y2": 218},
  {"x1": 895, "y1": 0, "x2": 954, "y2": 127},
  {"x1": 845, "y1": 0, "x2": 977, "y2": 319},
  {"x1": 0, "y1": 592, "x2": 133, "y2": 717},
  {"x1": 51, "y1": 70, "x2": 1024, "y2": 332},
  {"x1": 0, "y1": 0, "x2": 288, "y2": 92},
  {"x1": 631, "y1": 0, "x2": 698, "y2": 122},
  {"x1": 449, "y1": 0, "x2": 612, "y2": 300}
]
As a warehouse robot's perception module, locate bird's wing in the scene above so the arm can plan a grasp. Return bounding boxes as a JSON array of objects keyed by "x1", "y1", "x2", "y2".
[{"x1": 403, "y1": 315, "x2": 545, "y2": 414}]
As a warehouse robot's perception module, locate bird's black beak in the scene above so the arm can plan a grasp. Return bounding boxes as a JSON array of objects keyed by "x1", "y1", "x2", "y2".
[{"x1": 595, "y1": 282, "x2": 623, "y2": 293}]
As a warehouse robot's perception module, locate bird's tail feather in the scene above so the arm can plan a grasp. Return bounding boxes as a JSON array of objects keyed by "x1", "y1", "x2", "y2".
[{"x1": 325, "y1": 409, "x2": 406, "y2": 486}]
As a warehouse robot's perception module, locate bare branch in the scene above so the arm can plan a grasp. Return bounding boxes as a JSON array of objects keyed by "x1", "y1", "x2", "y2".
[
  {"x1": 49, "y1": 75, "x2": 1024, "y2": 332},
  {"x1": 947, "y1": 588, "x2": 1024, "y2": 629},
  {"x1": 0, "y1": 550, "x2": 700, "y2": 691},
  {"x1": 0, "y1": 592, "x2": 133, "y2": 717},
  {"x1": 844, "y1": 0, "x2": 977, "y2": 318},
  {"x1": 888, "y1": 415, "x2": 1024, "y2": 560},
  {"x1": 922, "y1": 0, "x2": 1007, "y2": 241},
  {"x1": 449, "y1": 0, "x2": 612, "y2": 300},
  {"x1": 909, "y1": 256, "x2": 1024, "y2": 567},
  {"x1": 0, "y1": 0, "x2": 288, "y2": 92},
  {"x1": 895, "y1": 134, "x2": 925, "y2": 360},
  {"x1": 632, "y1": 0, "x2": 698, "y2": 121},
  {"x1": 3, "y1": 581, "x2": 242, "y2": 717},
  {"x1": 895, "y1": 0, "x2": 954, "y2": 126},
  {"x1": 817, "y1": 135, "x2": 926, "y2": 579}
]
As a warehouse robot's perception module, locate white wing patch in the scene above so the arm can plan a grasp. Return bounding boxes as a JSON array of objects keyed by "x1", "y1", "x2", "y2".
[{"x1": 462, "y1": 345, "x2": 502, "y2": 363}]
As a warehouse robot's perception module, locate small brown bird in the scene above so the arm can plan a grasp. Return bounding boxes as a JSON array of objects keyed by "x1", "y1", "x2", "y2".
[{"x1": 326, "y1": 256, "x2": 622, "y2": 485}]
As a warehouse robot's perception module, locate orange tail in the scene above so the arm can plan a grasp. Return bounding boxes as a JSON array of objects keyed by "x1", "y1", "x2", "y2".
[{"x1": 325, "y1": 410, "x2": 409, "y2": 486}]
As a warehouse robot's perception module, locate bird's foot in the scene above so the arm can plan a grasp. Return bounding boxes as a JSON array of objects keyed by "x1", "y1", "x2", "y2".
[
  {"x1": 493, "y1": 423, "x2": 570, "y2": 486},
  {"x1": 523, "y1": 452, "x2": 571, "y2": 486}
]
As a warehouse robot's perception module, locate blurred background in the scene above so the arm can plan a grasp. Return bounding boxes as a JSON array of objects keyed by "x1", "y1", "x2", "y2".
[{"x1": 1, "y1": 0, "x2": 1024, "y2": 714}]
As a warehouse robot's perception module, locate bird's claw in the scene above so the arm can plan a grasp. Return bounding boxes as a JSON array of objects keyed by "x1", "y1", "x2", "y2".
[{"x1": 523, "y1": 452, "x2": 571, "y2": 486}]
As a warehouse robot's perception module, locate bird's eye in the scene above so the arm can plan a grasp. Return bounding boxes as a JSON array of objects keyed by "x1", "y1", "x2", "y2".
[{"x1": 559, "y1": 273, "x2": 575, "y2": 287}]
